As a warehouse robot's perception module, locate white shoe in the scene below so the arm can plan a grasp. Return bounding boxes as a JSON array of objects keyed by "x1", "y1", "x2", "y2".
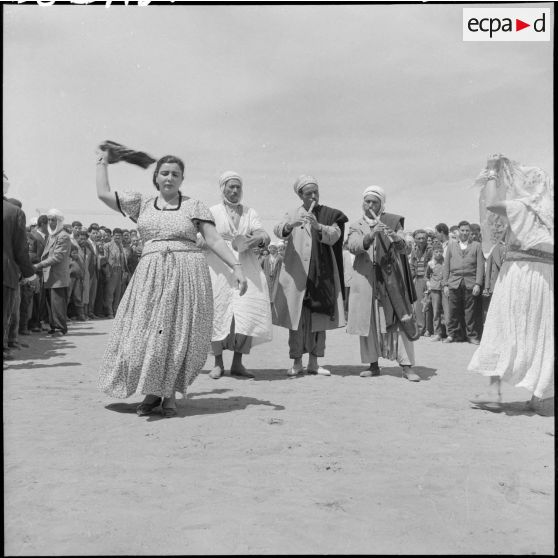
[
  {"x1": 307, "y1": 366, "x2": 331, "y2": 376},
  {"x1": 287, "y1": 365, "x2": 304, "y2": 376}
]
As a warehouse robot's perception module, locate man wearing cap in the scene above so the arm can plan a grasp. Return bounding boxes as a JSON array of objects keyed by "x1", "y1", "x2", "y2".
[
  {"x1": 273, "y1": 175, "x2": 347, "y2": 376},
  {"x1": 33, "y1": 209, "x2": 71, "y2": 335},
  {"x1": 203, "y1": 171, "x2": 272, "y2": 379}
]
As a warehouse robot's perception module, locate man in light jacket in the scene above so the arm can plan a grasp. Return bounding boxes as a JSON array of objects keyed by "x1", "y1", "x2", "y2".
[
  {"x1": 34, "y1": 209, "x2": 71, "y2": 335},
  {"x1": 273, "y1": 175, "x2": 347, "y2": 377}
]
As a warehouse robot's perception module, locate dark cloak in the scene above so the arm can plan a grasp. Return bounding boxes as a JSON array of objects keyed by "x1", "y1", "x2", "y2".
[{"x1": 303, "y1": 204, "x2": 348, "y2": 318}]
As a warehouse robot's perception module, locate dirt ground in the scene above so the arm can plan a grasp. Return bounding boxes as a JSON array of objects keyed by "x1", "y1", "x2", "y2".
[{"x1": 3, "y1": 319, "x2": 554, "y2": 555}]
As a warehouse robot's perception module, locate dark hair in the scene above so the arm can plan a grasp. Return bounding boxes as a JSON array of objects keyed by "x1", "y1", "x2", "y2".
[
  {"x1": 435, "y1": 223, "x2": 449, "y2": 236},
  {"x1": 470, "y1": 223, "x2": 481, "y2": 231},
  {"x1": 457, "y1": 220, "x2": 470, "y2": 228},
  {"x1": 449, "y1": 225, "x2": 459, "y2": 232},
  {"x1": 72, "y1": 220, "x2": 82, "y2": 227},
  {"x1": 152, "y1": 155, "x2": 185, "y2": 190},
  {"x1": 37, "y1": 215, "x2": 48, "y2": 227},
  {"x1": 104, "y1": 227, "x2": 112, "y2": 235},
  {"x1": 113, "y1": 227, "x2": 123, "y2": 235},
  {"x1": 413, "y1": 229, "x2": 427, "y2": 238},
  {"x1": 78, "y1": 229, "x2": 89, "y2": 238},
  {"x1": 89, "y1": 222, "x2": 100, "y2": 230}
]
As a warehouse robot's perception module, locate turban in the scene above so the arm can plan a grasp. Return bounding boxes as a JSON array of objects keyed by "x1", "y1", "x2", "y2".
[
  {"x1": 362, "y1": 185, "x2": 386, "y2": 215},
  {"x1": 219, "y1": 171, "x2": 243, "y2": 205},
  {"x1": 46, "y1": 208, "x2": 64, "y2": 221},
  {"x1": 293, "y1": 175, "x2": 318, "y2": 196},
  {"x1": 46, "y1": 208, "x2": 65, "y2": 235}
]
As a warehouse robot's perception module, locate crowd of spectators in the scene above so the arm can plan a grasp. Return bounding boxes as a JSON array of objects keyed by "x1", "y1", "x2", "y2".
[
  {"x1": 343, "y1": 220, "x2": 504, "y2": 346},
  {"x1": 3, "y1": 191, "x2": 503, "y2": 363},
  {"x1": 3, "y1": 197, "x2": 143, "y2": 362}
]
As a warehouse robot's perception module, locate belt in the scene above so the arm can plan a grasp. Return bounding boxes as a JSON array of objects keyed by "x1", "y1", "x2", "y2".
[
  {"x1": 140, "y1": 238, "x2": 202, "y2": 258},
  {"x1": 505, "y1": 248, "x2": 553, "y2": 264}
]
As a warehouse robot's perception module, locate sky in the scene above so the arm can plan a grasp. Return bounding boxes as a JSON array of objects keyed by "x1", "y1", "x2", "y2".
[{"x1": 3, "y1": 2, "x2": 554, "y2": 235}]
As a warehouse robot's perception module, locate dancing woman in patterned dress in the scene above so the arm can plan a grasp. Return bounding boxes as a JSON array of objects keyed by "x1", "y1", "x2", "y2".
[{"x1": 95, "y1": 148, "x2": 247, "y2": 417}]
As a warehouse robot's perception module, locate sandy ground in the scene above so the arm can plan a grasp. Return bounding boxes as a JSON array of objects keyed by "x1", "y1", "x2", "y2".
[{"x1": 3, "y1": 318, "x2": 554, "y2": 556}]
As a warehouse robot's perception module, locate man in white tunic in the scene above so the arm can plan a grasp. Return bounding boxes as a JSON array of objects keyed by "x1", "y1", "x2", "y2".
[{"x1": 205, "y1": 171, "x2": 273, "y2": 379}]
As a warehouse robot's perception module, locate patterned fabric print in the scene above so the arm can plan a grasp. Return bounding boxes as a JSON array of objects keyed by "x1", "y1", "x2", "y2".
[{"x1": 98, "y1": 192, "x2": 215, "y2": 398}]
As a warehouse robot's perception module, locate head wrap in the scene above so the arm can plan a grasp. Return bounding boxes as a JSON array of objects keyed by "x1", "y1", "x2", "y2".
[
  {"x1": 46, "y1": 208, "x2": 65, "y2": 235},
  {"x1": 219, "y1": 171, "x2": 243, "y2": 206},
  {"x1": 362, "y1": 185, "x2": 386, "y2": 215},
  {"x1": 475, "y1": 155, "x2": 554, "y2": 252},
  {"x1": 293, "y1": 175, "x2": 318, "y2": 196}
]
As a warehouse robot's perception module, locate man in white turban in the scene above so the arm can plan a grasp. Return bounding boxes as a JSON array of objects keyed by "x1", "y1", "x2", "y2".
[
  {"x1": 203, "y1": 171, "x2": 272, "y2": 379},
  {"x1": 346, "y1": 185, "x2": 421, "y2": 381},
  {"x1": 33, "y1": 209, "x2": 71, "y2": 335},
  {"x1": 273, "y1": 175, "x2": 348, "y2": 376}
]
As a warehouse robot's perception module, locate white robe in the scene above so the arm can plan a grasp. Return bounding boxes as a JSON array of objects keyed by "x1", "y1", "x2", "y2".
[{"x1": 205, "y1": 204, "x2": 273, "y2": 345}]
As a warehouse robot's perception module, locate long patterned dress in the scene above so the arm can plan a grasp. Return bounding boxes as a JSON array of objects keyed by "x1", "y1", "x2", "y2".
[{"x1": 98, "y1": 192, "x2": 214, "y2": 399}]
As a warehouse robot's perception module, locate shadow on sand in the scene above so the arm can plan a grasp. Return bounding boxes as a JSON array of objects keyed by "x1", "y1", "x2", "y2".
[
  {"x1": 471, "y1": 399, "x2": 554, "y2": 417},
  {"x1": 327, "y1": 364, "x2": 437, "y2": 381},
  {"x1": 105, "y1": 388, "x2": 285, "y2": 420}
]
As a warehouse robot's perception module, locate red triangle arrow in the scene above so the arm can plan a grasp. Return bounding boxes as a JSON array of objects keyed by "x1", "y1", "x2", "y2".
[{"x1": 516, "y1": 19, "x2": 530, "y2": 31}]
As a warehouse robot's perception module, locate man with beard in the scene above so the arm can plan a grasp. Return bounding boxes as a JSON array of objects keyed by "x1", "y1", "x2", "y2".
[{"x1": 204, "y1": 171, "x2": 272, "y2": 379}]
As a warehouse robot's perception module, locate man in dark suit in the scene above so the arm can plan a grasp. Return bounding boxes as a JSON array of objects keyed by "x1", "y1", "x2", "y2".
[
  {"x1": 442, "y1": 220, "x2": 485, "y2": 344},
  {"x1": 3, "y1": 173, "x2": 38, "y2": 359},
  {"x1": 33, "y1": 209, "x2": 71, "y2": 335},
  {"x1": 28, "y1": 214, "x2": 49, "y2": 331}
]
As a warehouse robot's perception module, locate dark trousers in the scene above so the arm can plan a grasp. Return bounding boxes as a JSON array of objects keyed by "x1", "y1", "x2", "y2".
[
  {"x1": 430, "y1": 290, "x2": 446, "y2": 337},
  {"x1": 19, "y1": 283, "x2": 35, "y2": 333},
  {"x1": 94, "y1": 271, "x2": 107, "y2": 316},
  {"x1": 104, "y1": 267, "x2": 122, "y2": 317},
  {"x1": 8, "y1": 286, "x2": 21, "y2": 343},
  {"x1": 288, "y1": 305, "x2": 326, "y2": 359},
  {"x1": 447, "y1": 283, "x2": 480, "y2": 341},
  {"x1": 88, "y1": 268, "x2": 98, "y2": 317},
  {"x1": 3, "y1": 285, "x2": 17, "y2": 348},
  {"x1": 45, "y1": 287, "x2": 68, "y2": 333},
  {"x1": 413, "y1": 276, "x2": 427, "y2": 333},
  {"x1": 29, "y1": 284, "x2": 48, "y2": 330}
]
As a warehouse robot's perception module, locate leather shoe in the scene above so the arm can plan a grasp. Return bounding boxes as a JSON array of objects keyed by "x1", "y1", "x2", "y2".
[
  {"x1": 442, "y1": 336, "x2": 455, "y2": 343},
  {"x1": 402, "y1": 366, "x2": 421, "y2": 382},
  {"x1": 136, "y1": 396, "x2": 162, "y2": 416},
  {"x1": 360, "y1": 363, "x2": 381, "y2": 377}
]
